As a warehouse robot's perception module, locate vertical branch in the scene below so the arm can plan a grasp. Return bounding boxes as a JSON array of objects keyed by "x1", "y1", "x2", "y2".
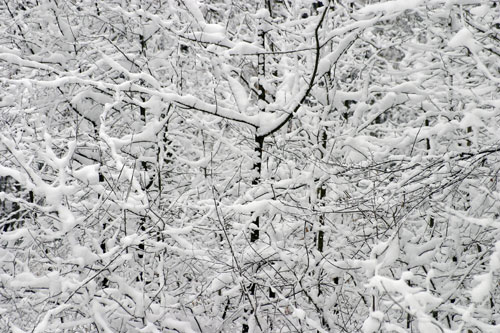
[
  {"x1": 250, "y1": 135, "x2": 264, "y2": 243},
  {"x1": 243, "y1": 3, "x2": 270, "y2": 332},
  {"x1": 95, "y1": 125, "x2": 109, "y2": 288},
  {"x1": 137, "y1": 97, "x2": 147, "y2": 266},
  {"x1": 316, "y1": 129, "x2": 327, "y2": 253},
  {"x1": 249, "y1": 0, "x2": 269, "y2": 244},
  {"x1": 156, "y1": 105, "x2": 172, "y2": 213},
  {"x1": 137, "y1": 31, "x2": 148, "y2": 280}
]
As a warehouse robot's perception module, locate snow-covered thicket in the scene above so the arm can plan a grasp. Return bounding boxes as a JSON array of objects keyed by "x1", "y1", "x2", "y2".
[{"x1": 1, "y1": 0, "x2": 499, "y2": 332}]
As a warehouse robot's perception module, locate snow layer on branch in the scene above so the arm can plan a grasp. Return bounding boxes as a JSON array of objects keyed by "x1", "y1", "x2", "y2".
[
  {"x1": 317, "y1": 32, "x2": 358, "y2": 78},
  {"x1": 92, "y1": 301, "x2": 114, "y2": 333},
  {"x1": 417, "y1": 317, "x2": 443, "y2": 333},
  {"x1": 32, "y1": 304, "x2": 71, "y2": 333},
  {"x1": 72, "y1": 245, "x2": 101, "y2": 267},
  {"x1": 183, "y1": 0, "x2": 205, "y2": 23},
  {"x1": 73, "y1": 164, "x2": 99, "y2": 185},
  {"x1": 444, "y1": 0, "x2": 485, "y2": 7},
  {"x1": 99, "y1": 53, "x2": 161, "y2": 89},
  {"x1": 193, "y1": 23, "x2": 235, "y2": 47},
  {"x1": 342, "y1": 136, "x2": 388, "y2": 163},
  {"x1": 162, "y1": 318, "x2": 196, "y2": 333},
  {"x1": 209, "y1": 272, "x2": 233, "y2": 292},
  {"x1": 9, "y1": 272, "x2": 51, "y2": 289},
  {"x1": 471, "y1": 273, "x2": 492, "y2": 303},
  {"x1": 109, "y1": 117, "x2": 167, "y2": 150},
  {"x1": 192, "y1": 31, "x2": 232, "y2": 47},
  {"x1": 404, "y1": 238, "x2": 441, "y2": 266},
  {"x1": 227, "y1": 76, "x2": 249, "y2": 112},
  {"x1": 362, "y1": 311, "x2": 384, "y2": 333},
  {"x1": 0, "y1": 165, "x2": 24, "y2": 184},
  {"x1": 171, "y1": 94, "x2": 258, "y2": 126},
  {"x1": 448, "y1": 27, "x2": 482, "y2": 52},
  {"x1": 0, "y1": 52, "x2": 56, "y2": 72},
  {"x1": 58, "y1": 205, "x2": 77, "y2": 232},
  {"x1": 0, "y1": 228, "x2": 30, "y2": 242},
  {"x1": 227, "y1": 42, "x2": 265, "y2": 55},
  {"x1": 370, "y1": 236, "x2": 400, "y2": 269},
  {"x1": 229, "y1": 199, "x2": 290, "y2": 217},
  {"x1": 493, "y1": 241, "x2": 500, "y2": 271},
  {"x1": 359, "y1": 0, "x2": 423, "y2": 15}
]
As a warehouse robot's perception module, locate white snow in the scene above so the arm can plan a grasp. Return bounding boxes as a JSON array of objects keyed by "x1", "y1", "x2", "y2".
[
  {"x1": 203, "y1": 24, "x2": 225, "y2": 34},
  {"x1": 401, "y1": 271, "x2": 414, "y2": 281},
  {"x1": 209, "y1": 272, "x2": 233, "y2": 292},
  {"x1": 492, "y1": 241, "x2": 500, "y2": 271},
  {"x1": 227, "y1": 76, "x2": 249, "y2": 112},
  {"x1": 0, "y1": 228, "x2": 29, "y2": 241},
  {"x1": 230, "y1": 199, "x2": 286, "y2": 218},
  {"x1": 0, "y1": 52, "x2": 55, "y2": 72},
  {"x1": 72, "y1": 245, "x2": 101, "y2": 267},
  {"x1": 58, "y1": 205, "x2": 77, "y2": 232},
  {"x1": 470, "y1": 273, "x2": 492, "y2": 303},
  {"x1": 416, "y1": 317, "x2": 442, "y2": 333},
  {"x1": 359, "y1": 0, "x2": 423, "y2": 15},
  {"x1": 9, "y1": 272, "x2": 50, "y2": 289},
  {"x1": 370, "y1": 236, "x2": 399, "y2": 269},
  {"x1": 73, "y1": 164, "x2": 100, "y2": 185},
  {"x1": 382, "y1": 323, "x2": 407, "y2": 333},
  {"x1": 317, "y1": 32, "x2": 358, "y2": 78},
  {"x1": 0, "y1": 165, "x2": 23, "y2": 184},
  {"x1": 254, "y1": 8, "x2": 270, "y2": 19},
  {"x1": 362, "y1": 311, "x2": 384, "y2": 333},
  {"x1": 192, "y1": 31, "x2": 227, "y2": 45},
  {"x1": 183, "y1": 0, "x2": 205, "y2": 23},
  {"x1": 342, "y1": 136, "x2": 387, "y2": 163},
  {"x1": 121, "y1": 233, "x2": 140, "y2": 247},
  {"x1": 292, "y1": 307, "x2": 306, "y2": 320},
  {"x1": 470, "y1": 4, "x2": 489, "y2": 16},
  {"x1": 162, "y1": 318, "x2": 196, "y2": 333},
  {"x1": 10, "y1": 325, "x2": 27, "y2": 333},
  {"x1": 33, "y1": 304, "x2": 71, "y2": 333},
  {"x1": 448, "y1": 28, "x2": 482, "y2": 53},
  {"x1": 227, "y1": 42, "x2": 265, "y2": 55},
  {"x1": 92, "y1": 301, "x2": 114, "y2": 333}
]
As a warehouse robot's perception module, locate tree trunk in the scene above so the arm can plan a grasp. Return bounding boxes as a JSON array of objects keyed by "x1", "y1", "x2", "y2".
[{"x1": 250, "y1": 135, "x2": 264, "y2": 242}]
